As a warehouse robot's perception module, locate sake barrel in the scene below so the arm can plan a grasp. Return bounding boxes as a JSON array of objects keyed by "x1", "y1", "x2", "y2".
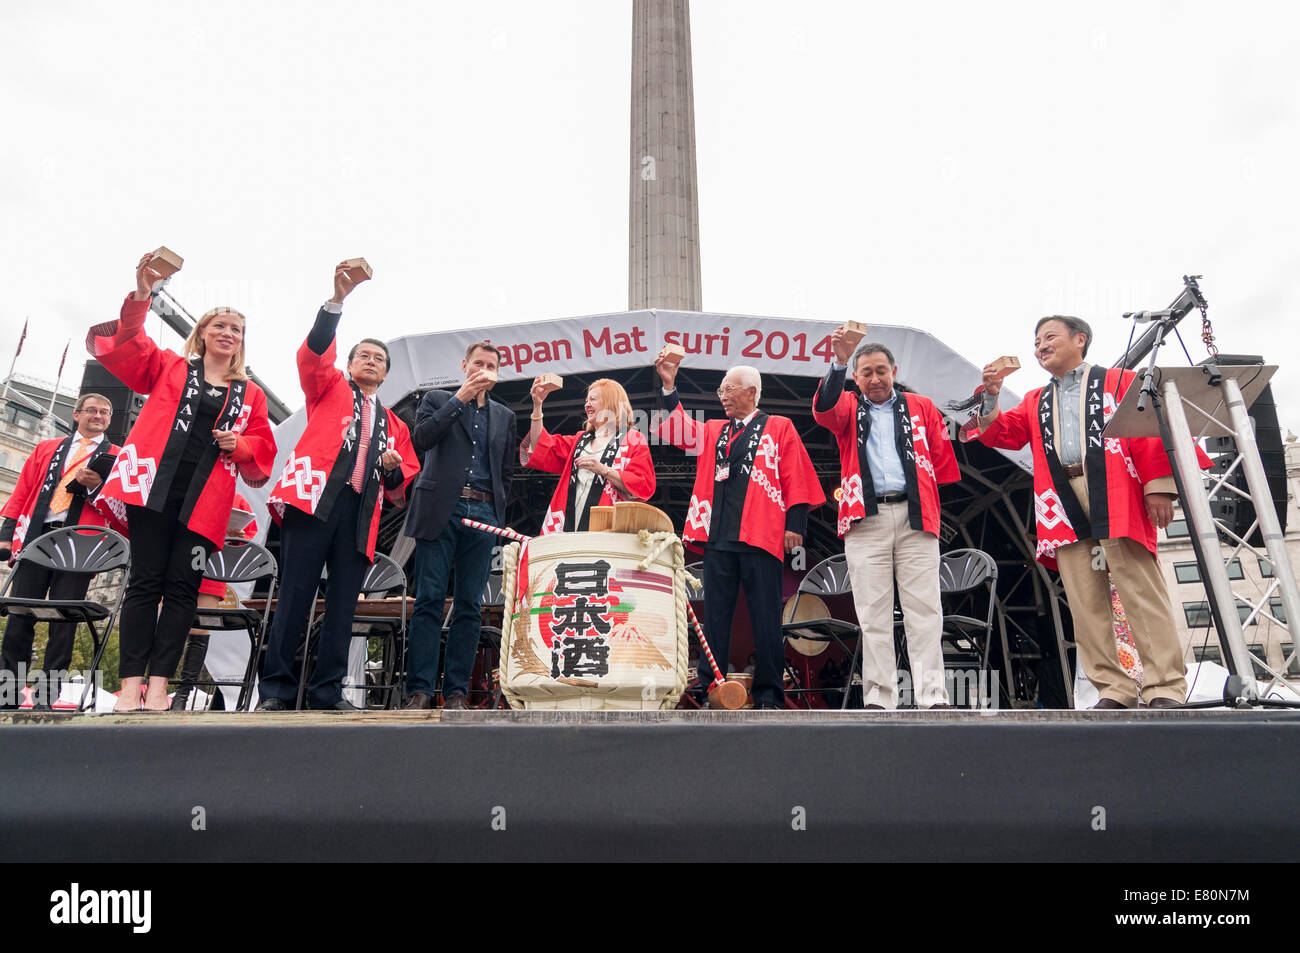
[{"x1": 499, "y1": 530, "x2": 689, "y2": 710}]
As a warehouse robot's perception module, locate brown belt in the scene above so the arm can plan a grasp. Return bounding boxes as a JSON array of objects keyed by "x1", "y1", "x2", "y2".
[
  {"x1": 460, "y1": 486, "x2": 494, "y2": 503},
  {"x1": 1062, "y1": 464, "x2": 1084, "y2": 479}
]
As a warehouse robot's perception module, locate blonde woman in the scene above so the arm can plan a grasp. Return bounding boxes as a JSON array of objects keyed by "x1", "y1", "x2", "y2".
[
  {"x1": 88, "y1": 252, "x2": 277, "y2": 712},
  {"x1": 522, "y1": 378, "x2": 655, "y2": 533}
]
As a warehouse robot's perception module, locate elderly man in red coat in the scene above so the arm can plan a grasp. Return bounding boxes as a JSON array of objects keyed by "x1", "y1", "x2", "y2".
[
  {"x1": 975, "y1": 315, "x2": 1204, "y2": 709},
  {"x1": 654, "y1": 353, "x2": 824, "y2": 709},
  {"x1": 258, "y1": 262, "x2": 419, "y2": 711},
  {"x1": 813, "y1": 331, "x2": 961, "y2": 709},
  {"x1": 0, "y1": 394, "x2": 119, "y2": 708}
]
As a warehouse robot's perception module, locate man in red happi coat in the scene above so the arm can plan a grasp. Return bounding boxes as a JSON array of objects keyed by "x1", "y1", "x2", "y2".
[
  {"x1": 655, "y1": 353, "x2": 823, "y2": 709},
  {"x1": 258, "y1": 262, "x2": 419, "y2": 711},
  {"x1": 974, "y1": 315, "x2": 1207, "y2": 709},
  {"x1": 813, "y1": 331, "x2": 961, "y2": 708},
  {"x1": 0, "y1": 394, "x2": 119, "y2": 708}
]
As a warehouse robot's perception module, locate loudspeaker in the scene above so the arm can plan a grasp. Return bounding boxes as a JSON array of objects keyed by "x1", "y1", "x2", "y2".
[
  {"x1": 1199, "y1": 354, "x2": 1288, "y2": 546},
  {"x1": 79, "y1": 360, "x2": 146, "y2": 447}
]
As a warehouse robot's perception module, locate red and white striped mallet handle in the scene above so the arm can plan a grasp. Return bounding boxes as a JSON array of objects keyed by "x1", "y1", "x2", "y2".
[
  {"x1": 460, "y1": 518, "x2": 531, "y2": 545},
  {"x1": 686, "y1": 602, "x2": 746, "y2": 710}
]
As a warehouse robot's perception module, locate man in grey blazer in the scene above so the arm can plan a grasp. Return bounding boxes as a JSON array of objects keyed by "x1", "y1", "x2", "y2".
[{"x1": 402, "y1": 341, "x2": 515, "y2": 709}]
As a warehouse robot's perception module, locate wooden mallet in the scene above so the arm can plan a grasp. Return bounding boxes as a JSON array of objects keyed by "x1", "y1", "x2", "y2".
[{"x1": 685, "y1": 602, "x2": 747, "y2": 710}]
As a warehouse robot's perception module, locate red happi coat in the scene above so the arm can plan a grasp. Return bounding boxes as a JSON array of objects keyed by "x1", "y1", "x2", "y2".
[
  {"x1": 975, "y1": 364, "x2": 1209, "y2": 569},
  {"x1": 266, "y1": 333, "x2": 419, "y2": 561},
  {"x1": 198, "y1": 491, "x2": 258, "y2": 598},
  {"x1": 86, "y1": 295, "x2": 278, "y2": 549},
  {"x1": 522, "y1": 426, "x2": 657, "y2": 535},
  {"x1": 0, "y1": 435, "x2": 120, "y2": 555},
  {"x1": 658, "y1": 405, "x2": 824, "y2": 561},
  {"x1": 813, "y1": 387, "x2": 960, "y2": 538}
]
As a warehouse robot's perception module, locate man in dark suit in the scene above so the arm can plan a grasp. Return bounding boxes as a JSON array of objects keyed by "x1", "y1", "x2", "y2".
[{"x1": 402, "y1": 342, "x2": 515, "y2": 710}]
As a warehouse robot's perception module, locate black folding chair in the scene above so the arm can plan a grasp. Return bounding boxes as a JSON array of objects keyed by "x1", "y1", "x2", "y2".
[
  {"x1": 295, "y1": 554, "x2": 408, "y2": 711},
  {"x1": 0, "y1": 525, "x2": 130, "y2": 712},
  {"x1": 186, "y1": 538, "x2": 278, "y2": 712},
  {"x1": 938, "y1": 548, "x2": 999, "y2": 706},
  {"x1": 354, "y1": 554, "x2": 407, "y2": 710},
  {"x1": 782, "y1": 554, "x2": 862, "y2": 709}
]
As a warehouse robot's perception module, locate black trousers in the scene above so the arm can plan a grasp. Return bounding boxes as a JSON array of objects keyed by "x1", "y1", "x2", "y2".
[
  {"x1": 118, "y1": 504, "x2": 210, "y2": 680},
  {"x1": 259, "y1": 491, "x2": 370, "y2": 708},
  {"x1": 701, "y1": 543, "x2": 785, "y2": 707},
  {"x1": 1, "y1": 521, "x2": 92, "y2": 682}
]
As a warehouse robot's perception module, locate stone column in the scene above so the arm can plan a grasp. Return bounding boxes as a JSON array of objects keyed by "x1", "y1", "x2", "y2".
[{"x1": 629, "y1": 0, "x2": 702, "y2": 311}]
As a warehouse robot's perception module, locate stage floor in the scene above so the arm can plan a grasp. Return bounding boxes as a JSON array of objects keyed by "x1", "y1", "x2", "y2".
[{"x1": 3, "y1": 709, "x2": 1297, "y2": 862}]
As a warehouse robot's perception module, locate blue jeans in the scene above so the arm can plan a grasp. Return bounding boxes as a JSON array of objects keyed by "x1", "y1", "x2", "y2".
[{"x1": 406, "y1": 498, "x2": 498, "y2": 697}]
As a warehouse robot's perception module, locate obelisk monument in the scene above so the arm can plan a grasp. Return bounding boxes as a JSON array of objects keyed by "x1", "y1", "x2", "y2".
[{"x1": 629, "y1": 0, "x2": 702, "y2": 311}]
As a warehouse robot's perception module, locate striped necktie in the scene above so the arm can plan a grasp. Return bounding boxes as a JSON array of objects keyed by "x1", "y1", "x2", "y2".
[
  {"x1": 47, "y1": 437, "x2": 92, "y2": 516},
  {"x1": 349, "y1": 398, "x2": 373, "y2": 493}
]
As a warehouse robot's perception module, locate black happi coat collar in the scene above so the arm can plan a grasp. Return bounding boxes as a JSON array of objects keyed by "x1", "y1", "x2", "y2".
[
  {"x1": 854, "y1": 391, "x2": 924, "y2": 532},
  {"x1": 30, "y1": 435, "x2": 100, "y2": 530},
  {"x1": 317, "y1": 383, "x2": 389, "y2": 554},
  {"x1": 1038, "y1": 364, "x2": 1110, "y2": 541},
  {"x1": 150, "y1": 361, "x2": 247, "y2": 523},
  {"x1": 709, "y1": 412, "x2": 769, "y2": 543},
  {"x1": 565, "y1": 430, "x2": 622, "y2": 532}
]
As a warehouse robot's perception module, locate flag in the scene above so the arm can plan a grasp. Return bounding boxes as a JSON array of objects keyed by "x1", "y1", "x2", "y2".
[
  {"x1": 56, "y1": 340, "x2": 68, "y2": 378},
  {"x1": 15, "y1": 318, "x2": 26, "y2": 358}
]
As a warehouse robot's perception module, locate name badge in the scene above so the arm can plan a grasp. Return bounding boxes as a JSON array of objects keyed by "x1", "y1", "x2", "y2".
[{"x1": 715, "y1": 463, "x2": 730, "y2": 482}]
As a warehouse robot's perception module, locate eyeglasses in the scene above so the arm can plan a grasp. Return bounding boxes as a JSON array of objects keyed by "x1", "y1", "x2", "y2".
[{"x1": 716, "y1": 384, "x2": 746, "y2": 397}]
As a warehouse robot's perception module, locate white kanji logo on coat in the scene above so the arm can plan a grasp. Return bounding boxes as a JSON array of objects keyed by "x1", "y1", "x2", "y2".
[
  {"x1": 756, "y1": 434, "x2": 780, "y2": 473},
  {"x1": 911, "y1": 414, "x2": 930, "y2": 450},
  {"x1": 233, "y1": 401, "x2": 253, "y2": 434},
  {"x1": 1105, "y1": 437, "x2": 1140, "y2": 480},
  {"x1": 751, "y1": 469, "x2": 786, "y2": 510},
  {"x1": 541, "y1": 508, "x2": 564, "y2": 535},
  {"x1": 112, "y1": 445, "x2": 157, "y2": 497},
  {"x1": 13, "y1": 514, "x2": 29, "y2": 547},
  {"x1": 280, "y1": 455, "x2": 327, "y2": 510},
  {"x1": 840, "y1": 473, "x2": 863, "y2": 510},
  {"x1": 1035, "y1": 488, "x2": 1071, "y2": 530},
  {"x1": 685, "y1": 495, "x2": 711, "y2": 533}
]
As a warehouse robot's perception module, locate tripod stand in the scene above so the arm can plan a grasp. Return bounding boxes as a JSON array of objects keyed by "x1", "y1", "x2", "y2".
[{"x1": 1109, "y1": 283, "x2": 1299, "y2": 708}]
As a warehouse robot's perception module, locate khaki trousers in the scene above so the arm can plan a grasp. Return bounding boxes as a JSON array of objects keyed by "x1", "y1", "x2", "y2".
[
  {"x1": 1054, "y1": 475, "x2": 1187, "y2": 705},
  {"x1": 843, "y1": 503, "x2": 948, "y2": 708}
]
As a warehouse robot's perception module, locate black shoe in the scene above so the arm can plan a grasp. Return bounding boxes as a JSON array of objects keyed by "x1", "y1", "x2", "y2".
[
  {"x1": 255, "y1": 697, "x2": 293, "y2": 712},
  {"x1": 1090, "y1": 698, "x2": 1133, "y2": 710},
  {"x1": 310, "y1": 698, "x2": 361, "y2": 711},
  {"x1": 1145, "y1": 696, "x2": 1182, "y2": 710},
  {"x1": 756, "y1": 701, "x2": 780, "y2": 710},
  {"x1": 441, "y1": 693, "x2": 468, "y2": 711},
  {"x1": 403, "y1": 692, "x2": 433, "y2": 711},
  {"x1": 170, "y1": 688, "x2": 192, "y2": 711}
]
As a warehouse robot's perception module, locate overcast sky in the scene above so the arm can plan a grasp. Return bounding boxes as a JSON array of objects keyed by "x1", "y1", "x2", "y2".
[{"x1": 3, "y1": 1, "x2": 1298, "y2": 431}]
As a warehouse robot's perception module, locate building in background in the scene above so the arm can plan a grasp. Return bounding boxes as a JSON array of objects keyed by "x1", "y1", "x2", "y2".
[{"x1": 0, "y1": 375, "x2": 77, "y2": 511}]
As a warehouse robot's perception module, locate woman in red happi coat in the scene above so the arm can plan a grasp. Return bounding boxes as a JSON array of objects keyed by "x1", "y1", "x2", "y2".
[
  {"x1": 88, "y1": 252, "x2": 276, "y2": 712},
  {"x1": 522, "y1": 378, "x2": 656, "y2": 533}
]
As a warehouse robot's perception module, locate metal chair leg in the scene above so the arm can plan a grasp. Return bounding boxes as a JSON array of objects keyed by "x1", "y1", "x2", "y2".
[{"x1": 841, "y1": 638, "x2": 862, "y2": 710}]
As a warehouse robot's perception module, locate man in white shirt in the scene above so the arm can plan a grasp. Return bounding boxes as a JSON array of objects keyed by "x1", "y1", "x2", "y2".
[{"x1": 0, "y1": 394, "x2": 117, "y2": 708}]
